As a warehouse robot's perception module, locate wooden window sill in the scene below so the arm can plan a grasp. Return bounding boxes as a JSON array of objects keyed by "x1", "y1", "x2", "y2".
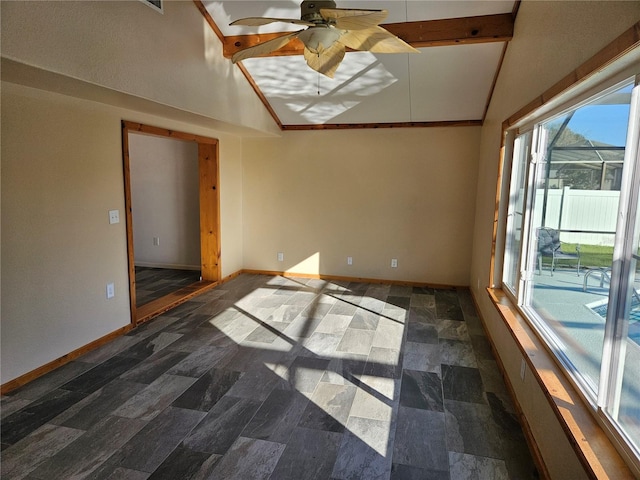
[{"x1": 487, "y1": 288, "x2": 635, "y2": 479}]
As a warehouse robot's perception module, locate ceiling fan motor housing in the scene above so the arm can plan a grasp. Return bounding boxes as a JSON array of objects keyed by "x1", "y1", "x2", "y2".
[{"x1": 301, "y1": 0, "x2": 337, "y2": 23}]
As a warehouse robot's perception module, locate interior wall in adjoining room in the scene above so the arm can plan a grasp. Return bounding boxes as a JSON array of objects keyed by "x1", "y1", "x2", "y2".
[
  {"x1": 129, "y1": 133, "x2": 200, "y2": 270},
  {"x1": 242, "y1": 127, "x2": 481, "y2": 286},
  {"x1": 470, "y1": 1, "x2": 640, "y2": 478},
  {"x1": 1, "y1": 82, "x2": 244, "y2": 384}
]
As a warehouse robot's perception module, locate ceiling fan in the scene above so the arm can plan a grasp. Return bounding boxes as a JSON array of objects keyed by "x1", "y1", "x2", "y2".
[{"x1": 230, "y1": 0, "x2": 419, "y2": 78}]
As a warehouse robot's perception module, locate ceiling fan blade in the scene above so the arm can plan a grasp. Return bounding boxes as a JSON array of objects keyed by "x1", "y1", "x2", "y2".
[
  {"x1": 339, "y1": 26, "x2": 419, "y2": 53},
  {"x1": 232, "y1": 31, "x2": 300, "y2": 63},
  {"x1": 303, "y1": 41, "x2": 346, "y2": 78},
  {"x1": 230, "y1": 17, "x2": 314, "y2": 27},
  {"x1": 320, "y1": 8, "x2": 388, "y2": 30}
]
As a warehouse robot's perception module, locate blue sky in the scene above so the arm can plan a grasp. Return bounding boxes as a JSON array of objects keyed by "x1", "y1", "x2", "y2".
[
  {"x1": 569, "y1": 104, "x2": 631, "y2": 146},
  {"x1": 566, "y1": 83, "x2": 633, "y2": 146}
]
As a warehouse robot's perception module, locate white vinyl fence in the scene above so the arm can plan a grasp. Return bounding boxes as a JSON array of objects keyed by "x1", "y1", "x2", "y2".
[{"x1": 535, "y1": 187, "x2": 619, "y2": 246}]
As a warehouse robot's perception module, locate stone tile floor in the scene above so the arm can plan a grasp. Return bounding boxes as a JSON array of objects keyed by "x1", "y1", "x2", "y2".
[
  {"x1": 135, "y1": 267, "x2": 201, "y2": 306},
  {"x1": 1, "y1": 274, "x2": 538, "y2": 479}
]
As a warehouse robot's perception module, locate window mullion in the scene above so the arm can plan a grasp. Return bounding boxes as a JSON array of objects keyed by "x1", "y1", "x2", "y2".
[
  {"x1": 598, "y1": 78, "x2": 640, "y2": 414},
  {"x1": 519, "y1": 128, "x2": 544, "y2": 307}
]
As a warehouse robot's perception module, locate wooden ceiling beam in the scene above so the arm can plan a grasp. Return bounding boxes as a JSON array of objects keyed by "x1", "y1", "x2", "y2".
[
  {"x1": 388, "y1": 13, "x2": 514, "y2": 48},
  {"x1": 222, "y1": 13, "x2": 514, "y2": 58}
]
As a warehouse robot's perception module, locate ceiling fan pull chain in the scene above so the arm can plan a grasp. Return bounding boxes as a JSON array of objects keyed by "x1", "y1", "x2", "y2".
[{"x1": 317, "y1": 73, "x2": 320, "y2": 95}]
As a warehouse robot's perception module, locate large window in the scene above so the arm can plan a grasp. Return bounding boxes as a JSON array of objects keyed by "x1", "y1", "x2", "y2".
[{"x1": 500, "y1": 74, "x2": 640, "y2": 466}]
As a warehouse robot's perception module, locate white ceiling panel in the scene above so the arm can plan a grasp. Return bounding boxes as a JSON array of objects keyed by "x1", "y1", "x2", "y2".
[
  {"x1": 210, "y1": 0, "x2": 515, "y2": 33},
  {"x1": 204, "y1": 1, "x2": 516, "y2": 127},
  {"x1": 409, "y1": 43, "x2": 505, "y2": 122},
  {"x1": 406, "y1": 0, "x2": 514, "y2": 21},
  {"x1": 244, "y1": 51, "x2": 413, "y2": 124},
  {"x1": 327, "y1": 52, "x2": 413, "y2": 124},
  {"x1": 209, "y1": 1, "x2": 302, "y2": 35}
]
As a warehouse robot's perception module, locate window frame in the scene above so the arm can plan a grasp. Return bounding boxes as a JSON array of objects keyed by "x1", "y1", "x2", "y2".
[
  {"x1": 598, "y1": 73, "x2": 640, "y2": 450},
  {"x1": 493, "y1": 49, "x2": 640, "y2": 474}
]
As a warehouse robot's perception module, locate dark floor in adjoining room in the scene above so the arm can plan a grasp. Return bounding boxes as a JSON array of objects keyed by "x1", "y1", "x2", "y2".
[
  {"x1": 1, "y1": 274, "x2": 538, "y2": 479},
  {"x1": 135, "y1": 267, "x2": 201, "y2": 306}
]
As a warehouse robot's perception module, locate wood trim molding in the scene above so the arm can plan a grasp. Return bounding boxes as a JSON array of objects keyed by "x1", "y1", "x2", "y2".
[
  {"x1": 136, "y1": 270, "x2": 246, "y2": 324},
  {"x1": 487, "y1": 22, "x2": 640, "y2": 479},
  {"x1": 192, "y1": 1, "x2": 283, "y2": 129},
  {"x1": 469, "y1": 290, "x2": 550, "y2": 480},
  {"x1": 223, "y1": 13, "x2": 514, "y2": 59},
  {"x1": 0, "y1": 325, "x2": 132, "y2": 395},
  {"x1": 193, "y1": 0, "x2": 225, "y2": 44},
  {"x1": 136, "y1": 280, "x2": 218, "y2": 324},
  {"x1": 504, "y1": 21, "x2": 640, "y2": 129},
  {"x1": 121, "y1": 123, "x2": 138, "y2": 325},
  {"x1": 386, "y1": 13, "x2": 513, "y2": 48},
  {"x1": 193, "y1": 1, "x2": 504, "y2": 131},
  {"x1": 282, "y1": 120, "x2": 482, "y2": 131},
  {"x1": 240, "y1": 269, "x2": 463, "y2": 290},
  {"x1": 236, "y1": 62, "x2": 283, "y2": 129},
  {"x1": 489, "y1": 133, "x2": 508, "y2": 286},
  {"x1": 219, "y1": 269, "x2": 243, "y2": 285},
  {"x1": 122, "y1": 121, "x2": 218, "y2": 145},
  {"x1": 0, "y1": 270, "x2": 244, "y2": 395},
  {"x1": 198, "y1": 142, "x2": 221, "y2": 282},
  {"x1": 487, "y1": 23, "x2": 640, "y2": 478},
  {"x1": 487, "y1": 288, "x2": 635, "y2": 479},
  {"x1": 121, "y1": 121, "x2": 220, "y2": 328},
  {"x1": 482, "y1": 42, "x2": 509, "y2": 123},
  {"x1": 511, "y1": 0, "x2": 522, "y2": 19}
]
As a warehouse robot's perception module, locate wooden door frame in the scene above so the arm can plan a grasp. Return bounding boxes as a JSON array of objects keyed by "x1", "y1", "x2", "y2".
[{"x1": 121, "y1": 121, "x2": 221, "y2": 326}]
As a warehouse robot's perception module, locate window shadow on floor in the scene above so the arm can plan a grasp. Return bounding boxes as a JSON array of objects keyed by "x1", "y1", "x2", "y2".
[{"x1": 1, "y1": 274, "x2": 538, "y2": 479}]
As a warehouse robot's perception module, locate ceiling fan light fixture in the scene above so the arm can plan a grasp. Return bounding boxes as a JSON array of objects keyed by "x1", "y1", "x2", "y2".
[
  {"x1": 230, "y1": 0, "x2": 417, "y2": 78},
  {"x1": 298, "y1": 26, "x2": 342, "y2": 54}
]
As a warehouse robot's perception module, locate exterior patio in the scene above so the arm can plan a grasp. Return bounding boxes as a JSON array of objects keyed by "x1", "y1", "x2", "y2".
[{"x1": 529, "y1": 264, "x2": 640, "y2": 448}]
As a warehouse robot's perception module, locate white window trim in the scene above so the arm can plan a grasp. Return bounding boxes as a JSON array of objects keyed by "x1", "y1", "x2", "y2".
[{"x1": 494, "y1": 43, "x2": 640, "y2": 476}]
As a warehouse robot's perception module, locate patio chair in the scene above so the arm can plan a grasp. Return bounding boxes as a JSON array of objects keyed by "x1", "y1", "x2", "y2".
[{"x1": 536, "y1": 227, "x2": 581, "y2": 276}]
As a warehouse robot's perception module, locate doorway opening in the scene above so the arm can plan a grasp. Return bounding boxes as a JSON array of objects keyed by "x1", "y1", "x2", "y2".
[{"x1": 121, "y1": 121, "x2": 221, "y2": 326}]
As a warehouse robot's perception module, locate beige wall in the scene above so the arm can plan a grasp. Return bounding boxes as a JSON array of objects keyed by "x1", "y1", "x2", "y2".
[
  {"x1": 129, "y1": 134, "x2": 200, "y2": 269},
  {"x1": 1, "y1": 0, "x2": 253, "y2": 384},
  {"x1": 0, "y1": 0, "x2": 278, "y2": 136},
  {"x1": 470, "y1": 1, "x2": 640, "y2": 478},
  {"x1": 1, "y1": 83, "x2": 244, "y2": 383},
  {"x1": 2, "y1": 0, "x2": 639, "y2": 474},
  {"x1": 243, "y1": 127, "x2": 480, "y2": 286}
]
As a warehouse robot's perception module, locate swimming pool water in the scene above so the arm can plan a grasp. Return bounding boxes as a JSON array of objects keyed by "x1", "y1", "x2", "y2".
[{"x1": 590, "y1": 297, "x2": 640, "y2": 322}]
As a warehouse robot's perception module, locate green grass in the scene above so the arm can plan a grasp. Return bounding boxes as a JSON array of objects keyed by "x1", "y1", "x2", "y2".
[{"x1": 563, "y1": 243, "x2": 614, "y2": 269}]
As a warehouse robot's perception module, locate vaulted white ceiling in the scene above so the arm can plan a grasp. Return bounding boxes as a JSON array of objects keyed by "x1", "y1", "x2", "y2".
[{"x1": 202, "y1": 0, "x2": 517, "y2": 129}]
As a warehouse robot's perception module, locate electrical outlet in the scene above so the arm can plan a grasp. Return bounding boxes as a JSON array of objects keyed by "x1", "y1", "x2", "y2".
[
  {"x1": 153, "y1": 237, "x2": 160, "y2": 246},
  {"x1": 520, "y1": 358, "x2": 526, "y2": 381},
  {"x1": 391, "y1": 258, "x2": 398, "y2": 268},
  {"x1": 277, "y1": 252, "x2": 284, "y2": 262},
  {"x1": 108, "y1": 209, "x2": 120, "y2": 224},
  {"x1": 347, "y1": 256, "x2": 353, "y2": 265},
  {"x1": 106, "y1": 283, "x2": 115, "y2": 299}
]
